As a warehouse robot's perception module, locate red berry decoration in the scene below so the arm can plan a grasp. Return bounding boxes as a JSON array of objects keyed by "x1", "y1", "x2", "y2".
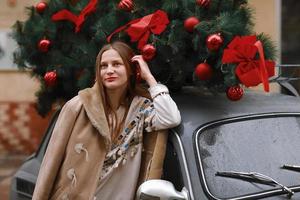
[
  {"x1": 196, "y1": 0, "x2": 210, "y2": 7},
  {"x1": 44, "y1": 71, "x2": 58, "y2": 87},
  {"x1": 36, "y1": 2, "x2": 47, "y2": 14},
  {"x1": 184, "y1": 17, "x2": 200, "y2": 32},
  {"x1": 118, "y1": 0, "x2": 134, "y2": 11},
  {"x1": 226, "y1": 85, "x2": 244, "y2": 101},
  {"x1": 206, "y1": 33, "x2": 224, "y2": 51},
  {"x1": 142, "y1": 44, "x2": 156, "y2": 61},
  {"x1": 195, "y1": 63, "x2": 213, "y2": 80},
  {"x1": 38, "y1": 39, "x2": 51, "y2": 53}
]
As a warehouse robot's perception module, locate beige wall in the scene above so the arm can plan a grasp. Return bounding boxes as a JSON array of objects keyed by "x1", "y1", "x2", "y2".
[
  {"x1": 250, "y1": 0, "x2": 281, "y2": 92},
  {"x1": 250, "y1": 0, "x2": 281, "y2": 59},
  {"x1": 0, "y1": 0, "x2": 39, "y2": 29},
  {"x1": 0, "y1": 71, "x2": 39, "y2": 101},
  {"x1": 0, "y1": 0, "x2": 281, "y2": 102},
  {"x1": 0, "y1": 0, "x2": 40, "y2": 102}
]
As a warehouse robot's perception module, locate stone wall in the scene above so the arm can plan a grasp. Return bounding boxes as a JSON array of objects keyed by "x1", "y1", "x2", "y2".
[
  {"x1": 0, "y1": 71, "x2": 52, "y2": 154},
  {"x1": 0, "y1": 101, "x2": 53, "y2": 154}
]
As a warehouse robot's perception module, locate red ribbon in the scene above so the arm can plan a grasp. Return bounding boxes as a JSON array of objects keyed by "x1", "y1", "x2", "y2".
[
  {"x1": 107, "y1": 10, "x2": 169, "y2": 49},
  {"x1": 51, "y1": 0, "x2": 98, "y2": 33},
  {"x1": 222, "y1": 35, "x2": 275, "y2": 92}
]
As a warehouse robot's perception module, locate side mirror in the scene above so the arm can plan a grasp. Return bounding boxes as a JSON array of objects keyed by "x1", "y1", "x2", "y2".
[{"x1": 136, "y1": 179, "x2": 189, "y2": 200}]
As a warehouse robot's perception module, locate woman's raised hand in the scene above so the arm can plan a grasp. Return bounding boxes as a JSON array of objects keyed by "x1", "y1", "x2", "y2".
[{"x1": 131, "y1": 55, "x2": 157, "y2": 87}]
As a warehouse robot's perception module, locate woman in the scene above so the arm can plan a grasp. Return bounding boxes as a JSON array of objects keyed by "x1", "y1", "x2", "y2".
[{"x1": 32, "y1": 41, "x2": 181, "y2": 200}]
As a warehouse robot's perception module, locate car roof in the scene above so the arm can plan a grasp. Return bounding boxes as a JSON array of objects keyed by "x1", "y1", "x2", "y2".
[{"x1": 172, "y1": 86, "x2": 300, "y2": 129}]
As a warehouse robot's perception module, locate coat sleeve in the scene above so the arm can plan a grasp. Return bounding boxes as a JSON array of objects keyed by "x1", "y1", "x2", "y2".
[
  {"x1": 144, "y1": 83, "x2": 181, "y2": 132},
  {"x1": 32, "y1": 97, "x2": 80, "y2": 200}
]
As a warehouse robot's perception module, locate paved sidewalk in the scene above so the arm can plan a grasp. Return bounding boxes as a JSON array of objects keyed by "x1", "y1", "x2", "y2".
[{"x1": 0, "y1": 154, "x2": 27, "y2": 200}]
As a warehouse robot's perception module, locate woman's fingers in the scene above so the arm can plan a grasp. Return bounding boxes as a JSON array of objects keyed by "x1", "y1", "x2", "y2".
[
  {"x1": 131, "y1": 55, "x2": 143, "y2": 63},
  {"x1": 131, "y1": 55, "x2": 152, "y2": 80},
  {"x1": 131, "y1": 55, "x2": 157, "y2": 86},
  {"x1": 131, "y1": 55, "x2": 146, "y2": 68}
]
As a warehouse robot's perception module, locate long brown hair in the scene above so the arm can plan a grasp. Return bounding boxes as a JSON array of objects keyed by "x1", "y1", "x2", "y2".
[{"x1": 95, "y1": 41, "x2": 151, "y2": 141}]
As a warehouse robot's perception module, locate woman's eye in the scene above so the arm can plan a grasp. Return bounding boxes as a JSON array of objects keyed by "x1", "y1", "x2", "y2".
[
  {"x1": 113, "y1": 63, "x2": 123, "y2": 67},
  {"x1": 100, "y1": 65, "x2": 107, "y2": 69}
]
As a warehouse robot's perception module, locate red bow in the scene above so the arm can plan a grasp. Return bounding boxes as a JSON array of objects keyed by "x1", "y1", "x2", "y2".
[
  {"x1": 107, "y1": 10, "x2": 169, "y2": 49},
  {"x1": 222, "y1": 35, "x2": 275, "y2": 92},
  {"x1": 51, "y1": 0, "x2": 98, "y2": 33}
]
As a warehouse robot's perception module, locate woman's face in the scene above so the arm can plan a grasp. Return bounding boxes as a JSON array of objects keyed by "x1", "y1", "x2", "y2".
[{"x1": 100, "y1": 49, "x2": 128, "y2": 91}]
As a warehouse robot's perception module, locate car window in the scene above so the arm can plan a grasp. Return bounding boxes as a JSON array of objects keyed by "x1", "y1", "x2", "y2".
[
  {"x1": 162, "y1": 140, "x2": 184, "y2": 191},
  {"x1": 195, "y1": 115, "x2": 300, "y2": 199}
]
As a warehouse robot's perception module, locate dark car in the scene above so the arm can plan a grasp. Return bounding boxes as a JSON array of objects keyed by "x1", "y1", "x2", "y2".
[{"x1": 10, "y1": 87, "x2": 300, "y2": 200}]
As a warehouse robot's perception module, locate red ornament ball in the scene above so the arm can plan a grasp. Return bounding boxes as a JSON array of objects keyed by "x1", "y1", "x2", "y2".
[
  {"x1": 226, "y1": 86, "x2": 244, "y2": 101},
  {"x1": 206, "y1": 33, "x2": 224, "y2": 51},
  {"x1": 36, "y1": 2, "x2": 47, "y2": 14},
  {"x1": 142, "y1": 44, "x2": 156, "y2": 61},
  {"x1": 195, "y1": 63, "x2": 213, "y2": 81},
  {"x1": 196, "y1": 0, "x2": 210, "y2": 7},
  {"x1": 118, "y1": 0, "x2": 133, "y2": 11},
  {"x1": 38, "y1": 39, "x2": 51, "y2": 53},
  {"x1": 184, "y1": 17, "x2": 200, "y2": 32},
  {"x1": 44, "y1": 71, "x2": 58, "y2": 87}
]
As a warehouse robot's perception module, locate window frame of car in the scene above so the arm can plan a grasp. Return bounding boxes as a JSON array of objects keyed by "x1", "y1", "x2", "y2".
[
  {"x1": 195, "y1": 112, "x2": 300, "y2": 200},
  {"x1": 34, "y1": 110, "x2": 60, "y2": 162},
  {"x1": 167, "y1": 129, "x2": 196, "y2": 200}
]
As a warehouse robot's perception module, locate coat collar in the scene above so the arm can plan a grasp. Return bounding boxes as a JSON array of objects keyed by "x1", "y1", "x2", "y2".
[{"x1": 78, "y1": 83, "x2": 111, "y2": 148}]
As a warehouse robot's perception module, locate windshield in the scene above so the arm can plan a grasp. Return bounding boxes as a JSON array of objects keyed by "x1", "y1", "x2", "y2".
[{"x1": 195, "y1": 114, "x2": 300, "y2": 199}]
